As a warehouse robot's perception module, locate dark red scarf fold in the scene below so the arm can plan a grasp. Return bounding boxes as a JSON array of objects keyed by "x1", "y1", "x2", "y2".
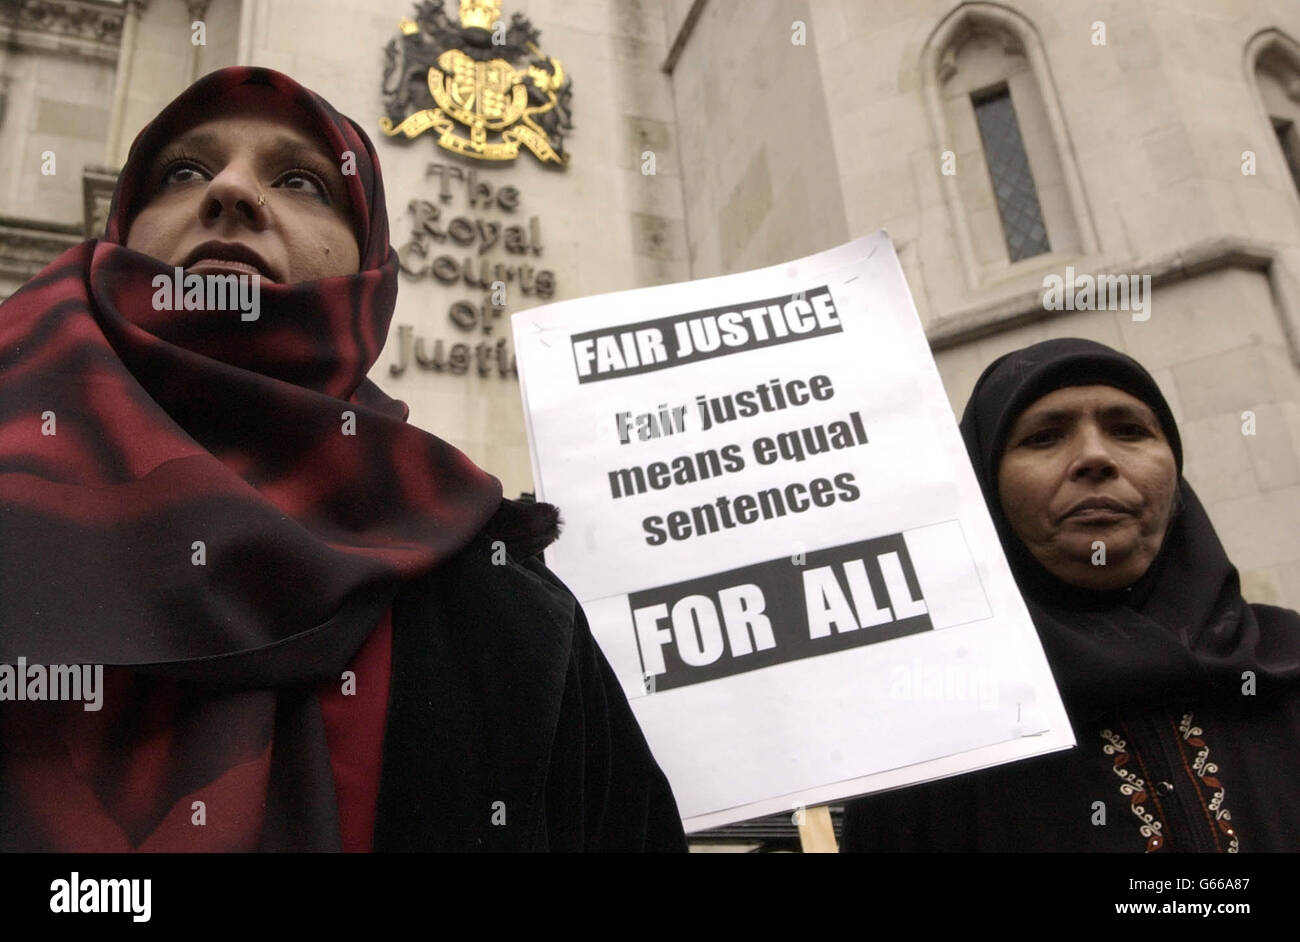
[{"x1": 0, "y1": 67, "x2": 505, "y2": 849}]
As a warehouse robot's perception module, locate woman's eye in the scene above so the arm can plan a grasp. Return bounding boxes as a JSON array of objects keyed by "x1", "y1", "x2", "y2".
[
  {"x1": 277, "y1": 171, "x2": 328, "y2": 201},
  {"x1": 1020, "y1": 428, "x2": 1061, "y2": 448},
  {"x1": 1113, "y1": 423, "x2": 1152, "y2": 440},
  {"x1": 161, "y1": 162, "x2": 208, "y2": 185}
]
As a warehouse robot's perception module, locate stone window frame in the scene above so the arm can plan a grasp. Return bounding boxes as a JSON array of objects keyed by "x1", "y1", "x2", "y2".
[
  {"x1": 920, "y1": 2, "x2": 1099, "y2": 290},
  {"x1": 1245, "y1": 28, "x2": 1300, "y2": 221}
]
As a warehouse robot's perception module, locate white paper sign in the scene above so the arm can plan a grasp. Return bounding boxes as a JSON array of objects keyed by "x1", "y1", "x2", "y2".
[{"x1": 512, "y1": 232, "x2": 1074, "y2": 832}]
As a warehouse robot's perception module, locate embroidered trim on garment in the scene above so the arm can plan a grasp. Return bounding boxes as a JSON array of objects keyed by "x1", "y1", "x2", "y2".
[
  {"x1": 1101, "y1": 728, "x2": 1166, "y2": 852},
  {"x1": 1175, "y1": 713, "x2": 1240, "y2": 853}
]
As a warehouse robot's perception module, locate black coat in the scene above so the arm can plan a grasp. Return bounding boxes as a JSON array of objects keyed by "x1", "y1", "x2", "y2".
[
  {"x1": 842, "y1": 687, "x2": 1300, "y2": 852},
  {"x1": 372, "y1": 529, "x2": 688, "y2": 851}
]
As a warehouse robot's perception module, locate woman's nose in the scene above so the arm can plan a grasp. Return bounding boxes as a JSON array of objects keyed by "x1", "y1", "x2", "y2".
[
  {"x1": 200, "y1": 164, "x2": 269, "y2": 228},
  {"x1": 1068, "y1": 424, "x2": 1119, "y2": 481}
]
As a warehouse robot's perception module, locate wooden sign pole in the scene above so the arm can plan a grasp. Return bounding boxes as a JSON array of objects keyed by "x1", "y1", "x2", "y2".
[{"x1": 797, "y1": 805, "x2": 838, "y2": 853}]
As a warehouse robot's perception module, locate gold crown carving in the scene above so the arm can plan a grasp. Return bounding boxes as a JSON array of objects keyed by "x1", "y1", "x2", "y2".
[{"x1": 459, "y1": 0, "x2": 500, "y2": 30}]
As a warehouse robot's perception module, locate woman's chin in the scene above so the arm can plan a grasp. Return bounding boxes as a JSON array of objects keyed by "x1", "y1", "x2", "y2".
[{"x1": 1035, "y1": 537, "x2": 1149, "y2": 591}]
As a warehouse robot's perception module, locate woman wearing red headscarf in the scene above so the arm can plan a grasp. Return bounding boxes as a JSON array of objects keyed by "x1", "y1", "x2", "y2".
[{"x1": 0, "y1": 67, "x2": 686, "y2": 852}]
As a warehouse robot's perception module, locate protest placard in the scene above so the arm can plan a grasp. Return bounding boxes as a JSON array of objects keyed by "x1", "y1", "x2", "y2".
[{"x1": 512, "y1": 232, "x2": 1074, "y2": 831}]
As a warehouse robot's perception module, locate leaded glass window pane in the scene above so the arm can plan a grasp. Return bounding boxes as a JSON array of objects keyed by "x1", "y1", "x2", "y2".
[
  {"x1": 973, "y1": 86, "x2": 1051, "y2": 261},
  {"x1": 1273, "y1": 117, "x2": 1300, "y2": 197}
]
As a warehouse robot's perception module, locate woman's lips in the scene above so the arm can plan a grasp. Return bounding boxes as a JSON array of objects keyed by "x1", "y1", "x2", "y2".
[
  {"x1": 1064, "y1": 507, "x2": 1131, "y2": 522},
  {"x1": 1058, "y1": 497, "x2": 1134, "y2": 523},
  {"x1": 185, "y1": 259, "x2": 272, "y2": 281}
]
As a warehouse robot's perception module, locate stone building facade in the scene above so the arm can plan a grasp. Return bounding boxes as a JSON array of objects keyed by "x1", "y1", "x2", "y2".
[
  {"x1": 3, "y1": 0, "x2": 1299, "y2": 613},
  {"x1": 661, "y1": 0, "x2": 1300, "y2": 610}
]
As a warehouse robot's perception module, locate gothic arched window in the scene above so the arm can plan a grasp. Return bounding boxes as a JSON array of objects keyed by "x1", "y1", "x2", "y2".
[
  {"x1": 922, "y1": 3, "x2": 1098, "y2": 287},
  {"x1": 1247, "y1": 29, "x2": 1300, "y2": 202}
]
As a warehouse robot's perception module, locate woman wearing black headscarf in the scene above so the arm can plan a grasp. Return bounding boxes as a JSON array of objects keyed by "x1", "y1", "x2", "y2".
[
  {"x1": 842, "y1": 338, "x2": 1300, "y2": 852},
  {"x1": 0, "y1": 67, "x2": 686, "y2": 852}
]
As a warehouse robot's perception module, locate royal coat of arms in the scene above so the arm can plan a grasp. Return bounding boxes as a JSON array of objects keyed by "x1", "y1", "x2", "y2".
[{"x1": 380, "y1": 0, "x2": 573, "y2": 166}]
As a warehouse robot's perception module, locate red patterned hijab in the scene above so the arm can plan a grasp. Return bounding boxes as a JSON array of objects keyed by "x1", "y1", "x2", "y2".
[{"x1": 0, "y1": 67, "x2": 507, "y2": 849}]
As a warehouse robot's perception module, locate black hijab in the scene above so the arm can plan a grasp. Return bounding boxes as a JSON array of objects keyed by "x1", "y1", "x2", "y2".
[{"x1": 959, "y1": 338, "x2": 1300, "y2": 720}]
